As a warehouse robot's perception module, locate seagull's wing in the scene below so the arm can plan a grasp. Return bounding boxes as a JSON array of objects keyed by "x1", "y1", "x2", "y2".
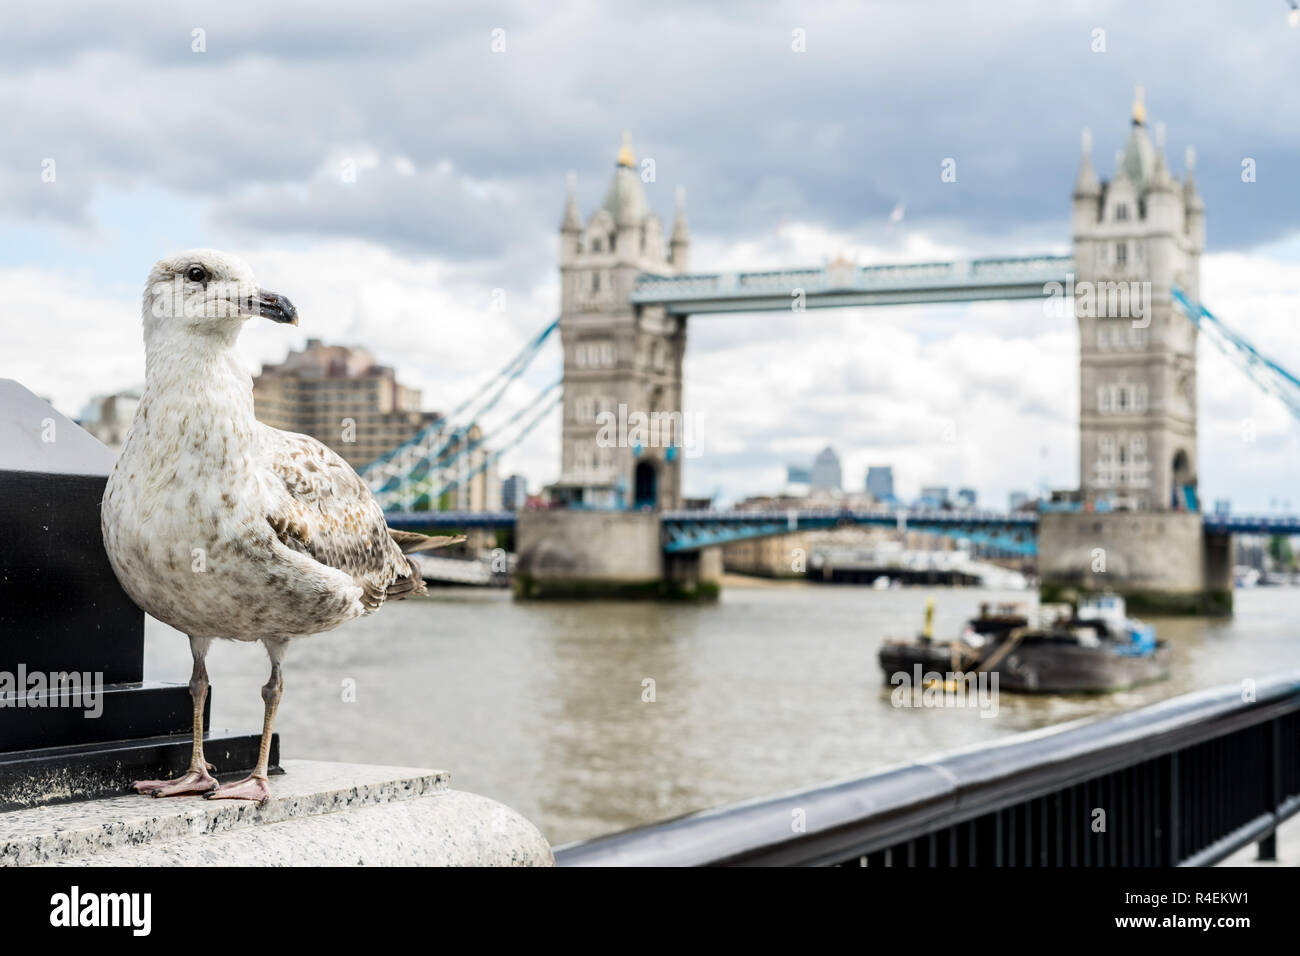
[{"x1": 261, "y1": 427, "x2": 424, "y2": 610}]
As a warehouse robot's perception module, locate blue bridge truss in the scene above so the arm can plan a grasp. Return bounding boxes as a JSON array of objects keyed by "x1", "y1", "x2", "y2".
[
  {"x1": 660, "y1": 508, "x2": 1040, "y2": 556},
  {"x1": 385, "y1": 507, "x2": 1300, "y2": 558}
]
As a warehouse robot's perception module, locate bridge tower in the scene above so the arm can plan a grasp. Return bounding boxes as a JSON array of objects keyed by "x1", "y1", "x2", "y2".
[
  {"x1": 1072, "y1": 87, "x2": 1206, "y2": 512},
  {"x1": 515, "y1": 135, "x2": 717, "y2": 600},
  {"x1": 1043, "y1": 89, "x2": 1228, "y2": 613},
  {"x1": 553, "y1": 134, "x2": 690, "y2": 511}
]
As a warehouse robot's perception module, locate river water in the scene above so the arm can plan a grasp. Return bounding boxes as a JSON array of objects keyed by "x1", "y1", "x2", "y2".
[{"x1": 144, "y1": 581, "x2": 1300, "y2": 847}]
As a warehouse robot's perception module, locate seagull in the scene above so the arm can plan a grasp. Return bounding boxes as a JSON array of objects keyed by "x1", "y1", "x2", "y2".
[{"x1": 102, "y1": 249, "x2": 463, "y2": 804}]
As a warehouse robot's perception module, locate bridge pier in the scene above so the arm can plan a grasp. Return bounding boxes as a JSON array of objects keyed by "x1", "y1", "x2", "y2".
[
  {"x1": 513, "y1": 510, "x2": 719, "y2": 600},
  {"x1": 1038, "y1": 511, "x2": 1232, "y2": 615},
  {"x1": 663, "y1": 546, "x2": 723, "y2": 598}
]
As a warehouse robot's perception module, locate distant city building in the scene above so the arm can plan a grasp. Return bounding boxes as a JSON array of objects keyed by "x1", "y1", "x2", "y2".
[
  {"x1": 865, "y1": 466, "x2": 895, "y2": 502},
  {"x1": 723, "y1": 494, "x2": 811, "y2": 575},
  {"x1": 919, "y1": 485, "x2": 949, "y2": 509},
  {"x1": 502, "y1": 474, "x2": 528, "y2": 510},
  {"x1": 78, "y1": 390, "x2": 141, "y2": 453},
  {"x1": 1213, "y1": 498, "x2": 1231, "y2": 516},
  {"x1": 253, "y1": 338, "x2": 499, "y2": 511},
  {"x1": 1008, "y1": 490, "x2": 1031, "y2": 511},
  {"x1": 810, "y1": 447, "x2": 842, "y2": 493},
  {"x1": 253, "y1": 339, "x2": 434, "y2": 468},
  {"x1": 955, "y1": 487, "x2": 977, "y2": 509},
  {"x1": 786, "y1": 464, "x2": 812, "y2": 485}
]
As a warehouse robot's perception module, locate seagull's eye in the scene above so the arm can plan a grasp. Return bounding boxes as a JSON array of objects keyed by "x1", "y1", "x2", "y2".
[{"x1": 185, "y1": 265, "x2": 207, "y2": 283}]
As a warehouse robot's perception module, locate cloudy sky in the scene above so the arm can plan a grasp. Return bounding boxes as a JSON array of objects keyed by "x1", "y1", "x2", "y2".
[{"x1": 2, "y1": 1, "x2": 1299, "y2": 510}]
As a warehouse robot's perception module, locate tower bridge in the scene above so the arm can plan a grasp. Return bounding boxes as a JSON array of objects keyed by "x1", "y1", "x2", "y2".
[
  {"x1": 549, "y1": 92, "x2": 1205, "y2": 519},
  {"x1": 374, "y1": 93, "x2": 1299, "y2": 610}
]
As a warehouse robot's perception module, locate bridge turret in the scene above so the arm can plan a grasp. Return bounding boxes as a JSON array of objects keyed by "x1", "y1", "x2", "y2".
[
  {"x1": 1145, "y1": 125, "x2": 1184, "y2": 239},
  {"x1": 1071, "y1": 129, "x2": 1101, "y2": 235},
  {"x1": 559, "y1": 172, "x2": 582, "y2": 265},
  {"x1": 670, "y1": 185, "x2": 690, "y2": 271},
  {"x1": 1184, "y1": 146, "x2": 1206, "y2": 256}
]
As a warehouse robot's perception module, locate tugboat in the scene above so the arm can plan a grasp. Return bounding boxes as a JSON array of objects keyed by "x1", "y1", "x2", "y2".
[{"x1": 878, "y1": 594, "x2": 1169, "y2": 694}]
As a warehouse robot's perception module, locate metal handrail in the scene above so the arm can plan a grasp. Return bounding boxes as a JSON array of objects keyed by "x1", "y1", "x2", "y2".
[{"x1": 556, "y1": 672, "x2": 1300, "y2": 866}]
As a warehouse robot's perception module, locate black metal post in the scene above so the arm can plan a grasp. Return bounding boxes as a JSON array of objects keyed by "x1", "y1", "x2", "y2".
[{"x1": 1257, "y1": 716, "x2": 1282, "y2": 861}]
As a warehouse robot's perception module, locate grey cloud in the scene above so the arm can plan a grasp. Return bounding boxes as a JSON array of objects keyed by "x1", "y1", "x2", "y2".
[
  {"x1": 1, "y1": 0, "x2": 1297, "y2": 261},
  {"x1": 211, "y1": 160, "x2": 545, "y2": 260}
]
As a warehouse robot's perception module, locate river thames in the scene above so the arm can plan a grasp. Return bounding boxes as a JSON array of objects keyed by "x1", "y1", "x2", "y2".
[{"x1": 145, "y1": 582, "x2": 1300, "y2": 846}]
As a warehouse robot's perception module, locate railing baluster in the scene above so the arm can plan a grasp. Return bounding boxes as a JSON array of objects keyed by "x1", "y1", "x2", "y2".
[
  {"x1": 994, "y1": 809, "x2": 1004, "y2": 867},
  {"x1": 1069, "y1": 784, "x2": 1079, "y2": 866},
  {"x1": 1259, "y1": 717, "x2": 1281, "y2": 861},
  {"x1": 1053, "y1": 791, "x2": 1064, "y2": 866},
  {"x1": 1167, "y1": 752, "x2": 1180, "y2": 865},
  {"x1": 1007, "y1": 805, "x2": 1017, "y2": 866}
]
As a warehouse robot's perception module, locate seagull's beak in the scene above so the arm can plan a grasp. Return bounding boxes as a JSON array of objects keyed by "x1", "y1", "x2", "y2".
[{"x1": 252, "y1": 289, "x2": 298, "y2": 326}]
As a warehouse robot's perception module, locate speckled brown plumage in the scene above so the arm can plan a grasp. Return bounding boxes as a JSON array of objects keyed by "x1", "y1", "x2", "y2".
[{"x1": 266, "y1": 430, "x2": 427, "y2": 611}]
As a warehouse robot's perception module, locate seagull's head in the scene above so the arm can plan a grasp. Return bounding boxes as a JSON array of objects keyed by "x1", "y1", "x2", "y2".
[{"x1": 142, "y1": 249, "x2": 298, "y2": 344}]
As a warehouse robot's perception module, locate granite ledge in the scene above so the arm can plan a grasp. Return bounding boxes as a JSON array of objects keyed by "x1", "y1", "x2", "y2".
[
  {"x1": 45, "y1": 789, "x2": 554, "y2": 867},
  {"x1": 1, "y1": 759, "x2": 449, "y2": 867}
]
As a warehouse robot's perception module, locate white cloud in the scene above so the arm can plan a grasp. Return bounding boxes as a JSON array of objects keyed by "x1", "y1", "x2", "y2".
[
  {"x1": 1195, "y1": 251, "x2": 1300, "y2": 512},
  {"x1": 0, "y1": 268, "x2": 142, "y2": 415}
]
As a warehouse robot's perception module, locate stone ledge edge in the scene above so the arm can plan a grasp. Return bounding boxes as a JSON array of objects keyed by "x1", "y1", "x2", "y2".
[{"x1": 2, "y1": 763, "x2": 450, "y2": 867}]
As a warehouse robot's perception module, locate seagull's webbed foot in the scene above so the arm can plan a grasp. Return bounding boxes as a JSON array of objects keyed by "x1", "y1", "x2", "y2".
[
  {"x1": 132, "y1": 767, "x2": 218, "y2": 797},
  {"x1": 204, "y1": 774, "x2": 272, "y2": 805}
]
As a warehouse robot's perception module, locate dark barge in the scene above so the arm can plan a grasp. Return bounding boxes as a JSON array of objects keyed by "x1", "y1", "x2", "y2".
[{"x1": 878, "y1": 595, "x2": 1170, "y2": 694}]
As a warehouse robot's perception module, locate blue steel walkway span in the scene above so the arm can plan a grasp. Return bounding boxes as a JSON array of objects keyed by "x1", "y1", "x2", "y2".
[
  {"x1": 382, "y1": 507, "x2": 1300, "y2": 551},
  {"x1": 1205, "y1": 513, "x2": 1300, "y2": 535},
  {"x1": 630, "y1": 255, "x2": 1074, "y2": 314},
  {"x1": 661, "y1": 508, "x2": 1040, "y2": 556}
]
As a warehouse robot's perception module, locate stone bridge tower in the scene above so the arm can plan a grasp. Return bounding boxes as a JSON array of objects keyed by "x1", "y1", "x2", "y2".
[
  {"x1": 1071, "y1": 87, "x2": 1205, "y2": 512},
  {"x1": 554, "y1": 134, "x2": 690, "y2": 510},
  {"x1": 1042, "y1": 89, "x2": 1228, "y2": 615}
]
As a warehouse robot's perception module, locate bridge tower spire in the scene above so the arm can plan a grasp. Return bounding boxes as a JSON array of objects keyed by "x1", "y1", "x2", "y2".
[
  {"x1": 1073, "y1": 89, "x2": 1203, "y2": 512},
  {"x1": 552, "y1": 134, "x2": 688, "y2": 511},
  {"x1": 670, "y1": 185, "x2": 690, "y2": 270}
]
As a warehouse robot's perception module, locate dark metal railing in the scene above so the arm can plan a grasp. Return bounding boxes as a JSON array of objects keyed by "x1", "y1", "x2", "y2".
[{"x1": 555, "y1": 673, "x2": 1300, "y2": 866}]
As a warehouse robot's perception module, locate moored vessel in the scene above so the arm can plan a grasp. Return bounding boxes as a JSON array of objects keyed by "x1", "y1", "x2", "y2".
[{"x1": 878, "y1": 594, "x2": 1169, "y2": 694}]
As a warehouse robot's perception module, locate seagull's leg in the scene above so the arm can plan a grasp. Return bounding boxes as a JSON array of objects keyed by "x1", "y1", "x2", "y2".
[
  {"x1": 206, "y1": 640, "x2": 284, "y2": 805},
  {"x1": 132, "y1": 636, "x2": 218, "y2": 796}
]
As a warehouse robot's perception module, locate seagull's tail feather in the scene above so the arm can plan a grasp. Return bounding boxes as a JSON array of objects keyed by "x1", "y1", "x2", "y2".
[
  {"x1": 385, "y1": 557, "x2": 428, "y2": 601},
  {"x1": 389, "y1": 530, "x2": 467, "y2": 554}
]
